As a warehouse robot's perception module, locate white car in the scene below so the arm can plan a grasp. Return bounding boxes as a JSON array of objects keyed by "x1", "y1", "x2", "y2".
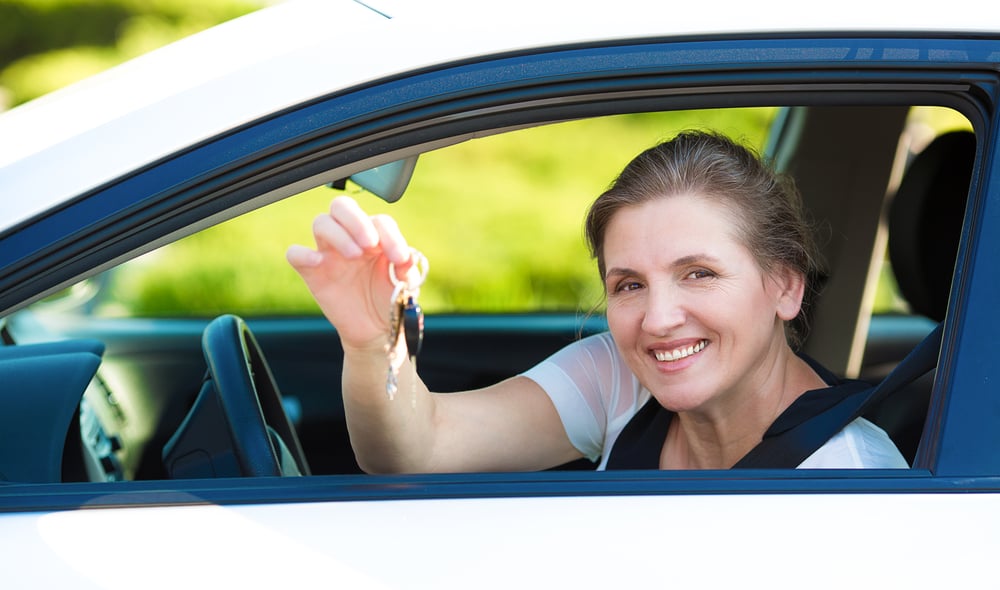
[{"x1": 1, "y1": 0, "x2": 998, "y2": 587}]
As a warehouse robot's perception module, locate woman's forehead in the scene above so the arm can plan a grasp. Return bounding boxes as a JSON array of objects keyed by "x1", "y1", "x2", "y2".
[
  {"x1": 606, "y1": 195, "x2": 741, "y2": 245},
  {"x1": 602, "y1": 196, "x2": 753, "y2": 272}
]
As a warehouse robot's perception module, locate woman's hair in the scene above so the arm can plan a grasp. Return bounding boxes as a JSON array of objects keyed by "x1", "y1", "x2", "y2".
[{"x1": 584, "y1": 130, "x2": 823, "y2": 347}]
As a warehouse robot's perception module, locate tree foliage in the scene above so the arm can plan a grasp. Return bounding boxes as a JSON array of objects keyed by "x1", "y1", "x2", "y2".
[{"x1": 0, "y1": 0, "x2": 264, "y2": 107}]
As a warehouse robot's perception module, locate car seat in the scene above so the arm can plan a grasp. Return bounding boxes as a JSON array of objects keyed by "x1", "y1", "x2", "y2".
[{"x1": 862, "y1": 129, "x2": 975, "y2": 464}]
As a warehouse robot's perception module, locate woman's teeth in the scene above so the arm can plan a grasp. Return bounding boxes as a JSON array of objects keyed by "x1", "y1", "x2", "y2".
[{"x1": 655, "y1": 340, "x2": 707, "y2": 362}]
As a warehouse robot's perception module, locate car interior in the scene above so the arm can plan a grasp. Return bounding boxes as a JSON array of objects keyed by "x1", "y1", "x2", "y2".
[
  {"x1": 0, "y1": 102, "x2": 976, "y2": 484},
  {"x1": 861, "y1": 129, "x2": 975, "y2": 462}
]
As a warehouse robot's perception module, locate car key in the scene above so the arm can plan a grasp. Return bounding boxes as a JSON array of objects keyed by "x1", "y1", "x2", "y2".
[
  {"x1": 403, "y1": 294, "x2": 423, "y2": 363},
  {"x1": 384, "y1": 283, "x2": 407, "y2": 400},
  {"x1": 400, "y1": 292, "x2": 424, "y2": 407},
  {"x1": 385, "y1": 248, "x2": 428, "y2": 402}
]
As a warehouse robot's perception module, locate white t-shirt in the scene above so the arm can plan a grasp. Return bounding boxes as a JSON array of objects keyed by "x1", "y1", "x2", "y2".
[{"x1": 522, "y1": 332, "x2": 909, "y2": 470}]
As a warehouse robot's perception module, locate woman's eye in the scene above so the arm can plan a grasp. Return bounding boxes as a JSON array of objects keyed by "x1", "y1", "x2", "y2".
[
  {"x1": 687, "y1": 269, "x2": 715, "y2": 280},
  {"x1": 615, "y1": 281, "x2": 643, "y2": 293}
]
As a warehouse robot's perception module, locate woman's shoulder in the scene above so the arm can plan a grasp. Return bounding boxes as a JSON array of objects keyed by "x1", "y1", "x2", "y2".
[
  {"x1": 520, "y1": 331, "x2": 647, "y2": 418},
  {"x1": 572, "y1": 331, "x2": 619, "y2": 353},
  {"x1": 797, "y1": 417, "x2": 910, "y2": 469},
  {"x1": 526, "y1": 331, "x2": 621, "y2": 371},
  {"x1": 520, "y1": 331, "x2": 643, "y2": 464}
]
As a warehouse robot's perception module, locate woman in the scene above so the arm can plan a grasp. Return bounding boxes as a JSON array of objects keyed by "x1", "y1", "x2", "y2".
[{"x1": 286, "y1": 130, "x2": 907, "y2": 472}]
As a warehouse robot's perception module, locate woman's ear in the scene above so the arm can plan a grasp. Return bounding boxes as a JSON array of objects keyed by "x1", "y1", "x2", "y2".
[{"x1": 771, "y1": 266, "x2": 807, "y2": 321}]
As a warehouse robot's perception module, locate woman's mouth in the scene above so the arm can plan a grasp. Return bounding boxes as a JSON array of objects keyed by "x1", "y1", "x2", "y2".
[{"x1": 653, "y1": 340, "x2": 708, "y2": 362}]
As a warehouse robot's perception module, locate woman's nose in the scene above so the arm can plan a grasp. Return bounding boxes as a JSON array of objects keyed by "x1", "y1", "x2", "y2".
[{"x1": 641, "y1": 286, "x2": 685, "y2": 335}]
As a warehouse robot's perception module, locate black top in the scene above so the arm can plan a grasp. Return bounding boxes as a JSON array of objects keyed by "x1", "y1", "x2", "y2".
[{"x1": 604, "y1": 355, "x2": 871, "y2": 470}]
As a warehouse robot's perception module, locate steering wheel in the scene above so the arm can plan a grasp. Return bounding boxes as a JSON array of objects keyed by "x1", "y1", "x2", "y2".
[{"x1": 201, "y1": 314, "x2": 311, "y2": 477}]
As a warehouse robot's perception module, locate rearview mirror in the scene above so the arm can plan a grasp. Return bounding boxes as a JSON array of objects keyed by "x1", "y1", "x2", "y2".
[{"x1": 347, "y1": 156, "x2": 418, "y2": 203}]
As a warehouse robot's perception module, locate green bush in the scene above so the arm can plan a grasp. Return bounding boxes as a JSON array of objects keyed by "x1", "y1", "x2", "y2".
[{"x1": 0, "y1": 0, "x2": 262, "y2": 105}]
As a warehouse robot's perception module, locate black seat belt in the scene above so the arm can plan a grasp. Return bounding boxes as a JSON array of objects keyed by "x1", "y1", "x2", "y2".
[{"x1": 733, "y1": 322, "x2": 943, "y2": 468}]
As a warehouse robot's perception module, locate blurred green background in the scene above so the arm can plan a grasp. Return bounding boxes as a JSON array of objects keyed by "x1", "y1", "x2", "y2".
[
  {"x1": 5, "y1": 0, "x2": 966, "y2": 319},
  {"x1": 0, "y1": 0, "x2": 265, "y2": 108}
]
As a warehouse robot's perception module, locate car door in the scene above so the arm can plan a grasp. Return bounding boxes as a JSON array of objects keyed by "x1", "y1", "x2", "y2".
[{"x1": 3, "y1": 28, "x2": 1000, "y2": 588}]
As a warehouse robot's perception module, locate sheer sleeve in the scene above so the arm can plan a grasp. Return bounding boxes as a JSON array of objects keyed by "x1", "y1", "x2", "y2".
[{"x1": 521, "y1": 333, "x2": 646, "y2": 463}]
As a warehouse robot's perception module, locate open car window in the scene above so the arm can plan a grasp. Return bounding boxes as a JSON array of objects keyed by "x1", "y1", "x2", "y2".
[{"x1": 9, "y1": 102, "x2": 974, "y2": 483}]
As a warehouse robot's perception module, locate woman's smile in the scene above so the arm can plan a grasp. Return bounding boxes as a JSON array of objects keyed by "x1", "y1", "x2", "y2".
[{"x1": 652, "y1": 339, "x2": 709, "y2": 362}]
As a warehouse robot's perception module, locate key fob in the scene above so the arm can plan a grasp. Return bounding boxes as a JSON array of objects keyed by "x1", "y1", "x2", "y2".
[{"x1": 403, "y1": 295, "x2": 424, "y2": 359}]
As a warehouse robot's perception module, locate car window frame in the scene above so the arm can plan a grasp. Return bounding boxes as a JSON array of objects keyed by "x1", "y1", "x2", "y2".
[{"x1": 2, "y1": 34, "x2": 999, "y2": 510}]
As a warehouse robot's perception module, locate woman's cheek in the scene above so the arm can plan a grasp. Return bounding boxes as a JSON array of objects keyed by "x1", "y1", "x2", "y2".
[{"x1": 606, "y1": 295, "x2": 640, "y2": 337}]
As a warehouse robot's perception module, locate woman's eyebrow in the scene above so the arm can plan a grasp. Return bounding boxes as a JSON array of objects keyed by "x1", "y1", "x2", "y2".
[
  {"x1": 605, "y1": 254, "x2": 723, "y2": 282},
  {"x1": 672, "y1": 253, "x2": 721, "y2": 267},
  {"x1": 605, "y1": 267, "x2": 638, "y2": 280}
]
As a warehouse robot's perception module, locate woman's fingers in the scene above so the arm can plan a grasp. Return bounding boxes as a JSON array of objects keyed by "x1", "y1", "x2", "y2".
[
  {"x1": 371, "y1": 214, "x2": 411, "y2": 266},
  {"x1": 312, "y1": 212, "x2": 365, "y2": 259},
  {"x1": 318, "y1": 197, "x2": 412, "y2": 266},
  {"x1": 328, "y1": 196, "x2": 379, "y2": 255},
  {"x1": 285, "y1": 244, "x2": 321, "y2": 270},
  {"x1": 286, "y1": 195, "x2": 420, "y2": 352}
]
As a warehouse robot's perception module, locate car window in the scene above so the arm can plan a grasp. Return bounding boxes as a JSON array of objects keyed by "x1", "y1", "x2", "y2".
[{"x1": 16, "y1": 102, "x2": 975, "y2": 482}]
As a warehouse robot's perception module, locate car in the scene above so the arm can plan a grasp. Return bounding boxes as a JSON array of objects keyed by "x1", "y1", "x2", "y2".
[{"x1": 1, "y1": 0, "x2": 999, "y2": 586}]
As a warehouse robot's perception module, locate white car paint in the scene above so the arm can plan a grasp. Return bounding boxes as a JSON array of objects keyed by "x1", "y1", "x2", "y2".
[{"x1": 4, "y1": 492, "x2": 996, "y2": 589}]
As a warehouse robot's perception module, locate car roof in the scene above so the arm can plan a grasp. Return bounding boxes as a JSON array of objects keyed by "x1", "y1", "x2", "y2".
[{"x1": 0, "y1": 0, "x2": 995, "y2": 234}]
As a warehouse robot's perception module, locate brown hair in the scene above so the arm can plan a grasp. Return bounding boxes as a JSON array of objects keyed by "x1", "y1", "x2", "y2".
[{"x1": 584, "y1": 130, "x2": 823, "y2": 347}]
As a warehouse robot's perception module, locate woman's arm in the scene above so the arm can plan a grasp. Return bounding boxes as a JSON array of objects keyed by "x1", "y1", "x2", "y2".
[{"x1": 287, "y1": 196, "x2": 582, "y2": 473}]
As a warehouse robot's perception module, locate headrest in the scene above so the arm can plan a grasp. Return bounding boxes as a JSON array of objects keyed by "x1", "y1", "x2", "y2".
[{"x1": 888, "y1": 130, "x2": 975, "y2": 322}]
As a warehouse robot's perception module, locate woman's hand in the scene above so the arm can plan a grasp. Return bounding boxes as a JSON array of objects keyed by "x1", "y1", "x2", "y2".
[
  {"x1": 286, "y1": 196, "x2": 415, "y2": 353},
  {"x1": 287, "y1": 197, "x2": 582, "y2": 474}
]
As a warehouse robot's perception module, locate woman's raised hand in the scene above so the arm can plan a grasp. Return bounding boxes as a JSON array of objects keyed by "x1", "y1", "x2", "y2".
[{"x1": 286, "y1": 196, "x2": 414, "y2": 353}]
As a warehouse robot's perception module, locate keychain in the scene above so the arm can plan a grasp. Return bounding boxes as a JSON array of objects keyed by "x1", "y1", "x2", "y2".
[{"x1": 385, "y1": 248, "x2": 428, "y2": 403}]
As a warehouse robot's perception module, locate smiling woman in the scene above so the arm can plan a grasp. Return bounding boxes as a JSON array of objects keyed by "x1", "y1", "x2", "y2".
[
  {"x1": 287, "y1": 130, "x2": 908, "y2": 474},
  {"x1": 581, "y1": 132, "x2": 909, "y2": 470}
]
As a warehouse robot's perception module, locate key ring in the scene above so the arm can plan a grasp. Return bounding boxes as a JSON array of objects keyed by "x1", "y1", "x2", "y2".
[
  {"x1": 388, "y1": 247, "x2": 429, "y2": 291},
  {"x1": 385, "y1": 247, "x2": 428, "y2": 404}
]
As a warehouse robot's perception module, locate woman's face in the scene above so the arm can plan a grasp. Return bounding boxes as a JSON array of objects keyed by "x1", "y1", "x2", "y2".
[{"x1": 603, "y1": 194, "x2": 803, "y2": 416}]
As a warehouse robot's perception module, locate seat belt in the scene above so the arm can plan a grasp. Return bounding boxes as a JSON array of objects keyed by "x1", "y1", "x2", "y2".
[{"x1": 733, "y1": 322, "x2": 943, "y2": 469}]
